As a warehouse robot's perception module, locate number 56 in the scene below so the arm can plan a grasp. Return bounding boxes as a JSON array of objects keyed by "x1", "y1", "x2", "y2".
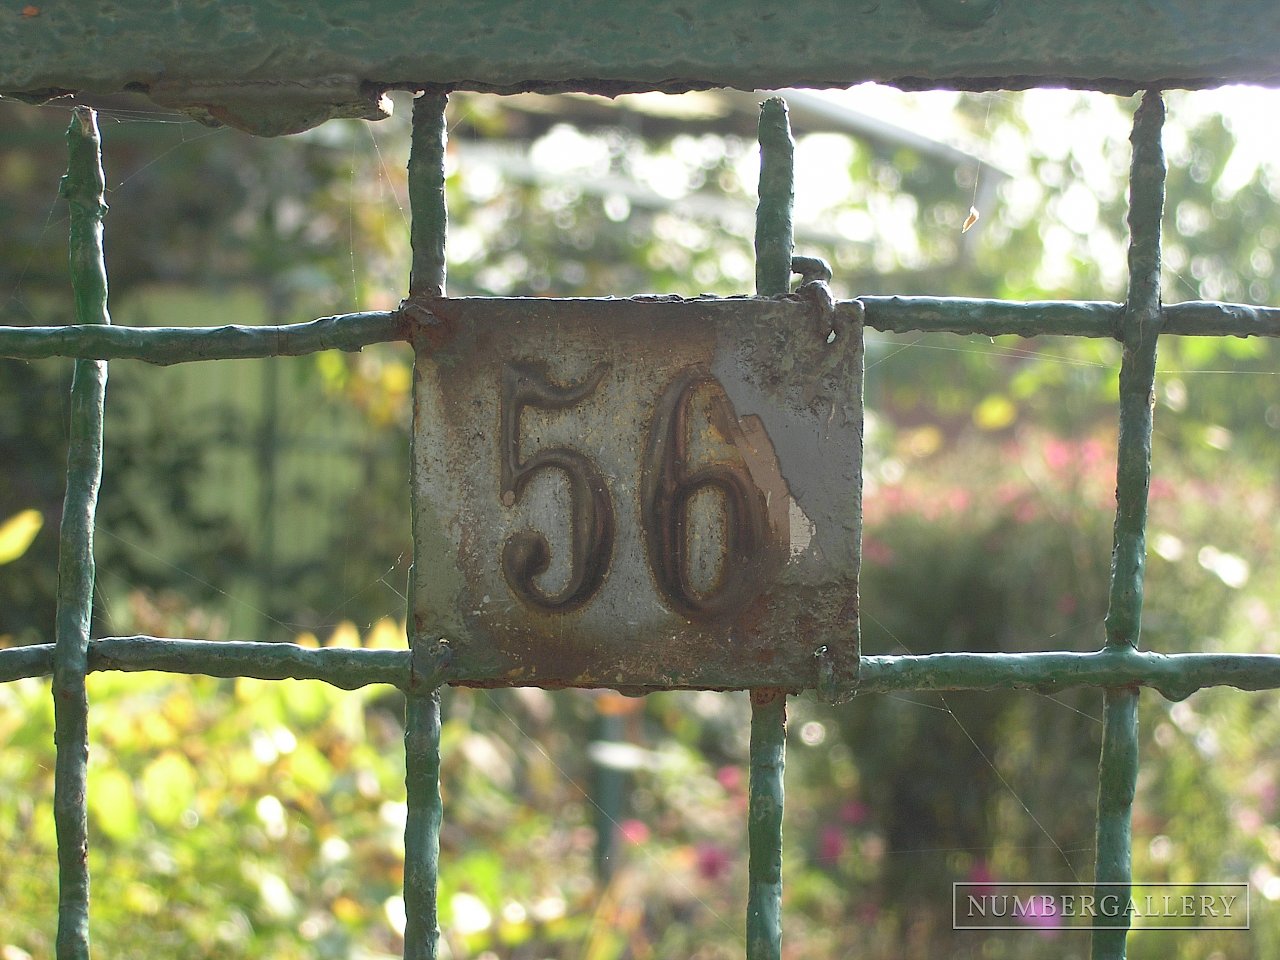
[{"x1": 500, "y1": 361, "x2": 783, "y2": 621}]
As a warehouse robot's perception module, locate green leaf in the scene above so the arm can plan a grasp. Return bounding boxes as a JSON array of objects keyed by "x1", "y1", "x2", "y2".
[
  {"x1": 141, "y1": 751, "x2": 198, "y2": 826},
  {"x1": 89, "y1": 767, "x2": 140, "y2": 841}
]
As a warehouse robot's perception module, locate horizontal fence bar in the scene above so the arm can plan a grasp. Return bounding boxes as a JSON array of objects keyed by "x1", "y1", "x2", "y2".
[
  {"x1": 7, "y1": 0, "x2": 1280, "y2": 109},
  {"x1": 5, "y1": 640, "x2": 1280, "y2": 701},
  {"x1": 856, "y1": 649, "x2": 1280, "y2": 702},
  {"x1": 858, "y1": 297, "x2": 1121, "y2": 338},
  {"x1": 858, "y1": 297, "x2": 1280, "y2": 339},
  {"x1": 0, "y1": 638, "x2": 410, "y2": 688},
  {"x1": 0, "y1": 311, "x2": 404, "y2": 364},
  {"x1": 1162, "y1": 300, "x2": 1280, "y2": 337},
  {"x1": 2, "y1": 300, "x2": 1280, "y2": 365}
]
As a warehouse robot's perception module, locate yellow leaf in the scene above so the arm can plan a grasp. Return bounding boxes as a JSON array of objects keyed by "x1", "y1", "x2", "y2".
[
  {"x1": 364, "y1": 616, "x2": 406, "y2": 650},
  {"x1": 962, "y1": 205, "x2": 980, "y2": 233},
  {"x1": 0, "y1": 509, "x2": 43, "y2": 565},
  {"x1": 973, "y1": 394, "x2": 1017, "y2": 431},
  {"x1": 325, "y1": 621, "x2": 361, "y2": 649},
  {"x1": 904, "y1": 425, "x2": 944, "y2": 458},
  {"x1": 332, "y1": 896, "x2": 363, "y2": 923},
  {"x1": 381, "y1": 361, "x2": 412, "y2": 395}
]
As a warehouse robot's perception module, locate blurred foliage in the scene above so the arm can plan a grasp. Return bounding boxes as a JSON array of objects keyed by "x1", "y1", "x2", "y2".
[{"x1": 2, "y1": 84, "x2": 1280, "y2": 958}]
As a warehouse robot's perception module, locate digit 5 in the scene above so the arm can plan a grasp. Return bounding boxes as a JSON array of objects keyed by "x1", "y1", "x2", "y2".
[{"x1": 500, "y1": 360, "x2": 616, "y2": 613}]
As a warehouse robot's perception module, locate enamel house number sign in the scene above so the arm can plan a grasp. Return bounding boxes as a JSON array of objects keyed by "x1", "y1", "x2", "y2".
[{"x1": 409, "y1": 295, "x2": 862, "y2": 690}]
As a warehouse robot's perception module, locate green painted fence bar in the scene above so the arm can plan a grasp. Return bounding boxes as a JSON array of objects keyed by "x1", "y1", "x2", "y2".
[
  {"x1": 408, "y1": 94, "x2": 449, "y2": 299},
  {"x1": 3, "y1": 1, "x2": 1280, "y2": 136},
  {"x1": 1094, "y1": 689, "x2": 1140, "y2": 959},
  {"x1": 6, "y1": 298, "x2": 1280, "y2": 371},
  {"x1": 745, "y1": 97, "x2": 794, "y2": 960},
  {"x1": 0, "y1": 312, "x2": 404, "y2": 364},
  {"x1": 853, "y1": 650, "x2": 1280, "y2": 701},
  {"x1": 51, "y1": 105, "x2": 111, "y2": 960},
  {"x1": 747, "y1": 690, "x2": 787, "y2": 960},
  {"x1": 1105, "y1": 92, "x2": 1165, "y2": 655},
  {"x1": 1163, "y1": 300, "x2": 1280, "y2": 337},
  {"x1": 64, "y1": 637, "x2": 408, "y2": 688},
  {"x1": 403, "y1": 692, "x2": 444, "y2": 960},
  {"x1": 9, "y1": 642, "x2": 1280, "y2": 701},
  {"x1": 1092, "y1": 91, "x2": 1166, "y2": 960},
  {"x1": 859, "y1": 297, "x2": 1122, "y2": 338},
  {"x1": 754, "y1": 97, "x2": 795, "y2": 300},
  {"x1": 403, "y1": 92, "x2": 450, "y2": 960}
]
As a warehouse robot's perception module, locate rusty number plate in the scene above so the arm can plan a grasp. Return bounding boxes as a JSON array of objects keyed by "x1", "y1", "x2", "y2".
[{"x1": 410, "y1": 296, "x2": 862, "y2": 690}]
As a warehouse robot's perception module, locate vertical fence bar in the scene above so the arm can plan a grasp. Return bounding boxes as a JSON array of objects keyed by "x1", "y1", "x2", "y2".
[
  {"x1": 53, "y1": 105, "x2": 111, "y2": 960},
  {"x1": 747, "y1": 690, "x2": 787, "y2": 960},
  {"x1": 1105, "y1": 91, "x2": 1164, "y2": 653},
  {"x1": 755, "y1": 97, "x2": 795, "y2": 298},
  {"x1": 404, "y1": 91, "x2": 449, "y2": 960},
  {"x1": 1093, "y1": 90, "x2": 1165, "y2": 960},
  {"x1": 409, "y1": 92, "x2": 449, "y2": 298},
  {"x1": 746, "y1": 96, "x2": 794, "y2": 960},
  {"x1": 404, "y1": 692, "x2": 443, "y2": 960}
]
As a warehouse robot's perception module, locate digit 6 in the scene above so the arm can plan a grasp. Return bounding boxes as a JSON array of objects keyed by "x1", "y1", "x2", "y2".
[{"x1": 641, "y1": 366, "x2": 776, "y2": 620}]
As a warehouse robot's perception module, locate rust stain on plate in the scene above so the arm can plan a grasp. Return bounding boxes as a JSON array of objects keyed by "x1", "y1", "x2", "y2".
[{"x1": 408, "y1": 295, "x2": 862, "y2": 691}]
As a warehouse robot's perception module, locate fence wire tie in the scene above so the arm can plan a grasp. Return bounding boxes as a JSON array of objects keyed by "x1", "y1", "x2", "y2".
[
  {"x1": 790, "y1": 255, "x2": 832, "y2": 286},
  {"x1": 410, "y1": 639, "x2": 453, "y2": 693},
  {"x1": 788, "y1": 257, "x2": 845, "y2": 346},
  {"x1": 814, "y1": 644, "x2": 857, "y2": 704}
]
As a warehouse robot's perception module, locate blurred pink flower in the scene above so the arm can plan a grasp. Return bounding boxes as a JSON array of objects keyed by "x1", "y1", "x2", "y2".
[
  {"x1": 839, "y1": 801, "x2": 869, "y2": 826},
  {"x1": 618, "y1": 819, "x2": 650, "y2": 845},
  {"x1": 1236, "y1": 805, "x2": 1264, "y2": 834},
  {"x1": 818, "y1": 825, "x2": 846, "y2": 863},
  {"x1": 1257, "y1": 779, "x2": 1278, "y2": 815},
  {"x1": 862, "y1": 536, "x2": 896, "y2": 565},
  {"x1": 995, "y1": 482, "x2": 1022, "y2": 505},
  {"x1": 856, "y1": 900, "x2": 881, "y2": 925},
  {"x1": 1044, "y1": 438, "x2": 1072, "y2": 471},
  {"x1": 966, "y1": 859, "x2": 996, "y2": 897},
  {"x1": 695, "y1": 842, "x2": 734, "y2": 882},
  {"x1": 1017, "y1": 895, "x2": 1061, "y2": 939},
  {"x1": 716, "y1": 765, "x2": 743, "y2": 793},
  {"x1": 1149, "y1": 477, "x2": 1177, "y2": 501}
]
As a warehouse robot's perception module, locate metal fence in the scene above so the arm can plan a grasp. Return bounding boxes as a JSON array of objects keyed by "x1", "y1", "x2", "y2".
[{"x1": 3, "y1": 85, "x2": 1280, "y2": 960}]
